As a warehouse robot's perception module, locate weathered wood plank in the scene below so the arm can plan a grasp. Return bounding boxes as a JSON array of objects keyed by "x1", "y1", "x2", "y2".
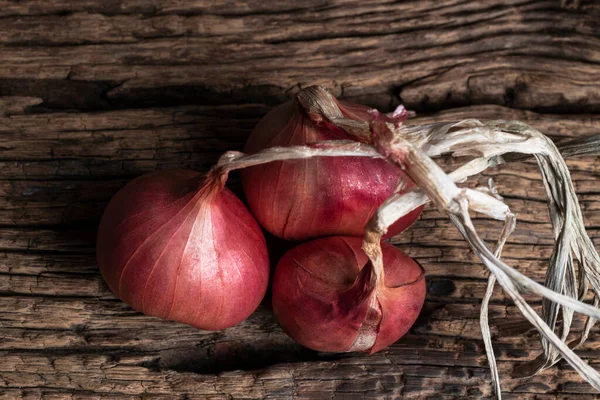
[
  {"x1": 1, "y1": 104, "x2": 598, "y2": 178},
  {"x1": 4, "y1": 175, "x2": 599, "y2": 226},
  {"x1": 0, "y1": 295, "x2": 530, "y2": 331},
  {"x1": 0, "y1": 269, "x2": 534, "y2": 301},
  {"x1": 0, "y1": 247, "x2": 565, "y2": 281},
  {"x1": 0, "y1": 1, "x2": 599, "y2": 112},
  {"x1": 2, "y1": 223, "x2": 598, "y2": 300},
  {"x1": 1, "y1": 218, "x2": 593, "y2": 254},
  {"x1": 0, "y1": 244, "x2": 573, "y2": 303},
  {"x1": 2, "y1": 350, "x2": 600, "y2": 399},
  {"x1": 0, "y1": 299, "x2": 595, "y2": 350},
  {"x1": 1, "y1": 0, "x2": 600, "y2": 398},
  {"x1": 0, "y1": 2, "x2": 597, "y2": 48},
  {"x1": 0, "y1": 0, "x2": 329, "y2": 18}
]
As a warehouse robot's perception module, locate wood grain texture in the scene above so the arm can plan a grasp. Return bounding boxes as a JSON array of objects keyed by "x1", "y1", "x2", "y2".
[{"x1": 1, "y1": 0, "x2": 599, "y2": 398}]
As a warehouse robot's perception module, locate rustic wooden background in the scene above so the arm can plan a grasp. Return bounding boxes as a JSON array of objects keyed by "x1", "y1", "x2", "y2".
[{"x1": 1, "y1": 0, "x2": 599, "y2": 399}]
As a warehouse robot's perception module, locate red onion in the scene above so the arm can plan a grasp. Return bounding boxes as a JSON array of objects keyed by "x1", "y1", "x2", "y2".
[
  {"x1": 272, "y1": 236, "x2": 425, "y2": 353},
  {"x1": 97, "y1": 169, "x2": 269, "y2": 330},
  {"x1": 241, "y1": 86, "x2": 422, "y2": 241}
]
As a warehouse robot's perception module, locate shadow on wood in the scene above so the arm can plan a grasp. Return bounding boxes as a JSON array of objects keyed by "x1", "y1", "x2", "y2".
[{"x1": 144, "y1": 340, "x2": 347, "y2": 375}]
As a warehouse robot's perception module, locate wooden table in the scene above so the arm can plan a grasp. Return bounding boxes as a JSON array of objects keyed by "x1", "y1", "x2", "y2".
[{"x1": 1, "y1": 1, "x2": 599, "y2": 399}]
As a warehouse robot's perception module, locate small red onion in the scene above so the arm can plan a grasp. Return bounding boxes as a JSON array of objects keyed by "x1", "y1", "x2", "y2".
[
  {"x1": 97, "y1": 169, "x2": 269, "y2": 330},
  {"x1": 242, "y1": 87, "x2": 422, "y2": 241},
  {"x1": 272, "y1": 236, "x2": 425, "y2": 353}
]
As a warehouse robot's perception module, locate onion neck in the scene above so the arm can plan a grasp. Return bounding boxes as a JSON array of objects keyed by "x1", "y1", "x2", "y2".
[
  {"x1": 295, "y1": 85, "x2": 343, "y2": 123},
  {"x1": 295, "y1": 86, "x2": 372, "y2": 143},
  {"x1": 362, "y1": 226, "x2": 385, "y2": 289},
  {"x1": 183, "y1": 169, "x2": 227, "y2": 202}
]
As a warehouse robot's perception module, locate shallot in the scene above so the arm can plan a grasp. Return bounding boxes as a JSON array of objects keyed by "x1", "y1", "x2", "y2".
[
  {"x1": 97, "y1": 169, "x2": 269, "y2": 330},
  {"x1": 241, "y1": 86, "x2": 422, "y2": 241},
  {"x1": 272, "y1": 236, "x2": 425, "y2": 353}
]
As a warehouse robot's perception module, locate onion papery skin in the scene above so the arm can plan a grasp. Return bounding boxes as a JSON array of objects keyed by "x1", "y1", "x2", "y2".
[
  {"x1": 241, "y1": 97, "x2": 422, "y2": 241},
  {"x1": 272, "y1": 236, "x2": 426, "y2": 354},
  {"x1": 97, "y1": 169, "x2": 269, "y2": 330}
]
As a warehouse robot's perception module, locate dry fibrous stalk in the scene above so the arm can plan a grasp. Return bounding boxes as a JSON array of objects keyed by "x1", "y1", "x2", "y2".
[
  {"x1": 364, "y1": 119, "x2": 600, "y2": 398},
  {"x1": 214, "y1": 86, "x2": 600, "y2": 399}
]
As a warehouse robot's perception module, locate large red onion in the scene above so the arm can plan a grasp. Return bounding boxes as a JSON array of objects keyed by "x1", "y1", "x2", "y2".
[
  {"x1": 97, "y1": 169, "x2": 269, "y2": 330},
  {"x1": 272, "y1": 236, "x2": 425, "y2": 353},
  {"x1": 241, "y1": 86, "x2": 423, "y2": 241}
]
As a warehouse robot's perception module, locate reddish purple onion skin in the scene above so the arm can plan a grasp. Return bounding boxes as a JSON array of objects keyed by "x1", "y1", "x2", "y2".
[
  {"x1": 241, "y1": 98, "x2": 423, "y2": 241},
  {"x1": 97, "y1": 169, "x2": 269, "y2": 330},
  {"x1": 272, "y1": 236, "x2": 426, "y2": 354}
]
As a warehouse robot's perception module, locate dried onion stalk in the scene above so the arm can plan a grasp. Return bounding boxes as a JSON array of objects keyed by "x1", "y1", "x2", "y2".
[{"x1": 212, "y1": 86, "x2": 600, "y2": 399}]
